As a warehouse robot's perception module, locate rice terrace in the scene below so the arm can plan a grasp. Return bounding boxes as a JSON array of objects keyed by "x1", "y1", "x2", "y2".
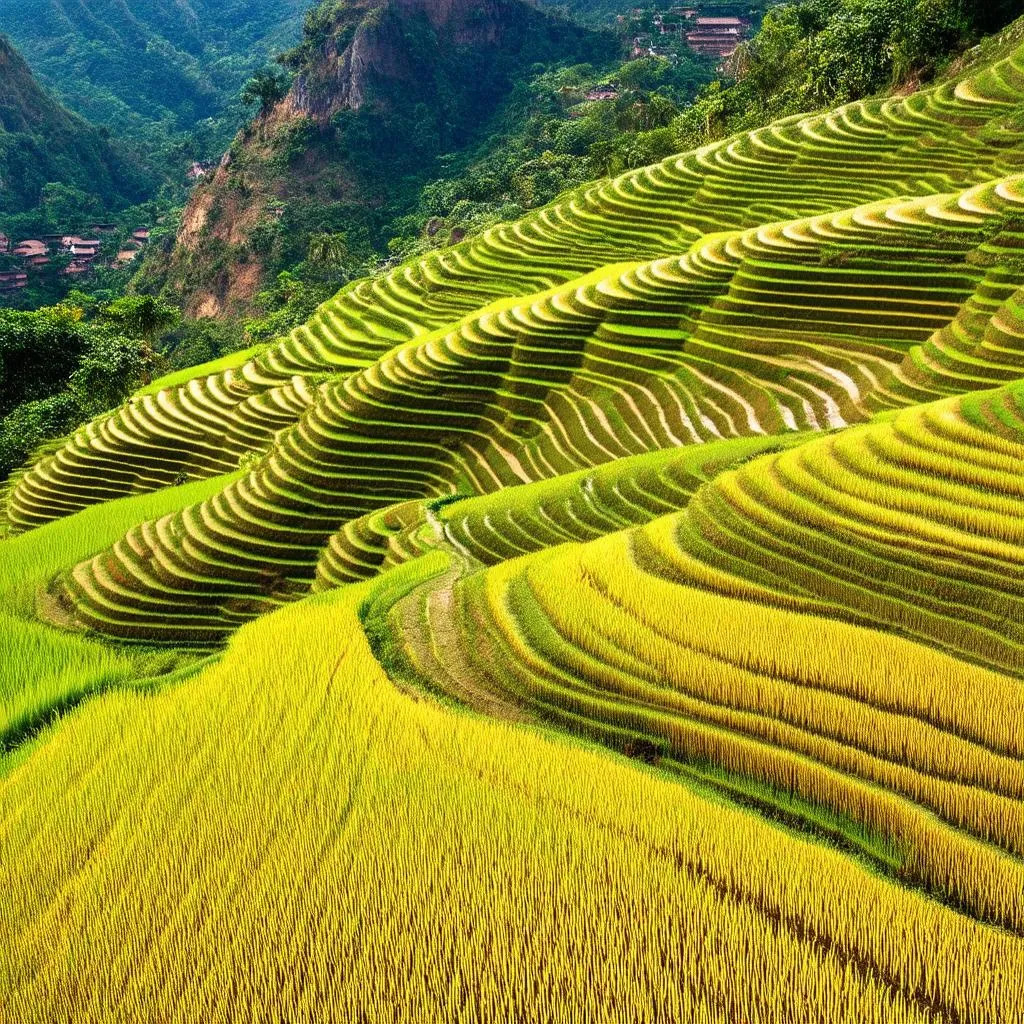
[{"x1": 4, "y1": 2, "x2": 1024, "y2": 1020}]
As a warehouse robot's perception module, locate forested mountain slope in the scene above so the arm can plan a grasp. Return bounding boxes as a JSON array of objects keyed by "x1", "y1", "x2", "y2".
[
  {"x1": 0, "y1": 36, "x2": 146, "y2": 216},
  {"x1": 0, "y1": 0, "x2": 307, "y2": 141},
  {"x1": 4, "y1": 15, "x2": 1024, "y2": 1023},
  {"x1": 147, "y1": 0, "x2": 618, "y2": 316}
]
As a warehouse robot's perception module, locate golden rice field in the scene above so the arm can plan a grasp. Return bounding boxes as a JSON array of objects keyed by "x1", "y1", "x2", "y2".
[{"x1": 4, "y1": 24, "x2": 1024, "y2": 1023}]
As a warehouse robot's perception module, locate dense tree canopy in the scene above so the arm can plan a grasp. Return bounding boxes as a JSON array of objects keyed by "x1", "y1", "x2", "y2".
[
  {"x1": 0, "y1": 36, "x2": 149, "y2": 222},
  {"x1": 0, "y1": 301, "x2": 168, "y2": 479},
  {"x1": 0, "y1": 0, "x2": 308, "y2": 167}
]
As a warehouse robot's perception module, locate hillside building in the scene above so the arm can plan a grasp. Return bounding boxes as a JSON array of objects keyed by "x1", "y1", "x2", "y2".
[
  {"x1": 13, "y1": 239, "x2": 48, "y2": 258},
  {"x1": 0, "y1": 270, "x2": 27, "y2": 290},
  {"x1": 686, "y1": 15, "x2": 749, "y2": 57}
]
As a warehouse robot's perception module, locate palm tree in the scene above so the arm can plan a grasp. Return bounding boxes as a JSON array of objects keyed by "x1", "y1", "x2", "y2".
[
  {"x1": 307, "y1": 232, "x2": 349, "y2": 269},
  {"x1": 102, "y1": 295, "x2": 179, "y2": 347}
]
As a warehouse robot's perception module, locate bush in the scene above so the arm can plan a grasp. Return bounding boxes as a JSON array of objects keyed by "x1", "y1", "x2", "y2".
[
  {"x1": 0, "y1": 302, "x2": 163, "y2": 481},
  {"x1": 0, "y1": 393, "x2": 81, "y2": 477}
]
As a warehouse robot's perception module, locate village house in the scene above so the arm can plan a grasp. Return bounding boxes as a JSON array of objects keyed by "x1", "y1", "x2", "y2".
[
  {"x1": 0, "y1": 270, "x2": 28, "y2": 291},
  {"x1": 13, "y1": 239, "x2": 50, "y2": 268},
  {"x1": 114, "y1": 232, "x2": 149, "y2": 267},
  {"x1": 113, "y1": 248, "x2": 141, "y2": 267},
  {"x1": 13, "y1": 239, "x2": 48, "y2": 258},
  {"x1": 686, "y1": 15, "x2": 749, "y2": 57},
  {"x1": 63, "y1": 235, "x2": 101, "y2": 251},
  {"x1": 2, "y1": 223, "x2": 153, "y2": 289}
]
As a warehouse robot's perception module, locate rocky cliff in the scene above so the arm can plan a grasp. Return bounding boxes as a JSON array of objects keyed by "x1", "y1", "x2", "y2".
[
  {"x1": 140, "y1": 0, "x2": 613, "y2": 318},
  {"x1": 284, "y1": 0, "x2": 537, "y2": 119}
]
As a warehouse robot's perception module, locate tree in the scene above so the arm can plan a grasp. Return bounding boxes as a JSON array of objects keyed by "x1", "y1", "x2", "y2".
[
  {"x1": 68, "y1": 333, "x2": 153, "y2": 416},
  {"x1": 307, "y1": 232, "x2": 349, "y2": 269},
  {"x1": 241, "y1": 69, "x2": 291, "y2": 116},
  {"x1": 0, "y1": 306, "x2": 87, "y2": 417},
  {"x1": 0, "y1": 304, "x2": 156, "y2": 479},
  {"x1": 0, "y1": 393, "x2": 80, "y2": 479},
  {"x1": 39, "y1": 183, "x2": 102, "y2": 232},
  {"x1": 553, "y1": 117, "x2": 602, "y2": 156},
  {"x1": 622, "y1": 127, "x2": 677, "y2": 169},
  {"x1": 100, "y1": 295, "x2": 180, "y2": 348},
  {"x1": 618, "y1": 95, "x2": 679, "y2": 133},
  {"x1": 672, "y1": 80, "x2": 728, "y2": 150}
]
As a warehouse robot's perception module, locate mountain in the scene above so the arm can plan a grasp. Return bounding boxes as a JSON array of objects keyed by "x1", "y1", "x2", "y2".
[
  {"x1": 5, "y1": 22, "x2": 1024, "y2": 1017},
  {"x1": 145, "y1": 0, "x2": 618, "y2": 317},
  {"x1": 0, "y1": 34, "x2": 146, "y2": 217},
  {"x1": 0, "y1": 0, "x2": 308, "y2": 144},
  {"x1": 7, "y1": 10, "x2": 1024, "y2": 1024}
]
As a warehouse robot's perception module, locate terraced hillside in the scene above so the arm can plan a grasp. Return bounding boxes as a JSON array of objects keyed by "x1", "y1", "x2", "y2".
[
  {"x1": 11, "y1": 38, "x2": 1024, "y2": 533},
  {"x1": 391, "y1": 382, "x2": 1024, "y2": 932},
  {"x1": 4, "y1": 24, "x2": 1024, "y2": 1024}
]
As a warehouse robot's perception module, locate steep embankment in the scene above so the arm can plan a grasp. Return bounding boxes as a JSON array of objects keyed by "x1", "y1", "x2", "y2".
[{"x1": 150, "y1": 0, "x2": 616, "y2": 317}]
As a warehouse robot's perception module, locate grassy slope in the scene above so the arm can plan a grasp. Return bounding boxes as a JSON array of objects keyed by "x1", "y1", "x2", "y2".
[
  {"x1": 135, "y1": 345, "x2": 267, "y2": 398},
  {"x1": 0, "y1": 472, "x2": 239, "y2": 770}
]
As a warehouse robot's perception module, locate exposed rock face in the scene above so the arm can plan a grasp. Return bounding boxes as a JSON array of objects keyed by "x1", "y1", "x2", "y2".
[
  {"x1": 285, "y1": 17, "x2": 388, "y2": 117},
  {"x1": 145, "y1": 0, "x2": 610, "y2": 318},
  {"x1": 284, "y1": 0, "x2": 523, "y2": 121}
]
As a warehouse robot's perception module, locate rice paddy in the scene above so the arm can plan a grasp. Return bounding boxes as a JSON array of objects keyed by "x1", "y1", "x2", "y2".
[{"x1": 4, "y1": 29, "x2": 1024, "y2": 1022}]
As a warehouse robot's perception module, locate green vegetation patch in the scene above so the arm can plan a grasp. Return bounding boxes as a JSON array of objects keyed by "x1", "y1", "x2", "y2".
[{"x1": 0, "y1": 471, "x2": 240, "y2": 770}]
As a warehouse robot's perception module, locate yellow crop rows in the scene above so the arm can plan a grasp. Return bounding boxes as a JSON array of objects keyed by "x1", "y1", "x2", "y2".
[
  {"x1": 2, "y1": 581, "x2": 1023, "y2": 1022},
  {"x1": 4, "y1": 25, "x2": 1024, "y2": 1020}
]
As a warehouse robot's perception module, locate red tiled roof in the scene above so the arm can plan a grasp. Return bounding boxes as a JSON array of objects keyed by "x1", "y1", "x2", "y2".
[{"x1": 14, "y1": 239, "x2": 47, "y2": 255}]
